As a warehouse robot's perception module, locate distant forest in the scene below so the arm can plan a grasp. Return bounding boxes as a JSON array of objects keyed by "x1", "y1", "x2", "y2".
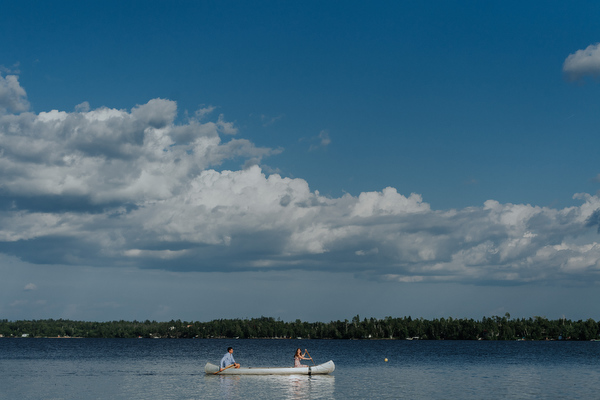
[{"x1": 1, "y1": 314, "x2": 599, "y2": 341}]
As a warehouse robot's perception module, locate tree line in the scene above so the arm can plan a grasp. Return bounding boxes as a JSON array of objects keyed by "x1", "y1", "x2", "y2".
[{"x1": 1, "y1": 314, "x2": 599, "y2": 340}]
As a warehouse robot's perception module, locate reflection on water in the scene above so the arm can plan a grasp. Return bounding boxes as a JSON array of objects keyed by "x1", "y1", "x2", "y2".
[
  {"x1": 215, "y1": 375, "x2": 242, "y2": 400},
  {"x1": 208, "y1": 374, "x2": 335, "y2": 400},
  {"x1": 284, "y1": 375, "x2": 335, "y2": 400}
]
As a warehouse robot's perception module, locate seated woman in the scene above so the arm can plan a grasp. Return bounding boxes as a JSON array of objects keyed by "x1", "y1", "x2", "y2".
[{"x1": 294, "y1": 348, "x2": 311, "y2": 367}]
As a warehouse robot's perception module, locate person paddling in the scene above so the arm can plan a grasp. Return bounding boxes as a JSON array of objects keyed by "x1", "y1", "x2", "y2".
[
  {"x1": 294, "y1": 348, "x2": 311, "y2": 367},
  {"x1": 219, "y1": 347, "x2": 241, "y2": 372}
]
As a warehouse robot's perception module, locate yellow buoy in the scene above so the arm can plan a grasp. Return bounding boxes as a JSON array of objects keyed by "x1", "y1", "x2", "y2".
[{"x1": 384, "y1": 358, "x2": 388, "y2": 362}]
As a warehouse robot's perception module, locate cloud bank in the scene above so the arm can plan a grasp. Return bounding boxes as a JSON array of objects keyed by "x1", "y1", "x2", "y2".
[
  {"x1": 563, "y1": 43, "x2": 600, "y2": 81},
  {"x1": 1, "y1": 73, "x2": 600, "y2": 287}
]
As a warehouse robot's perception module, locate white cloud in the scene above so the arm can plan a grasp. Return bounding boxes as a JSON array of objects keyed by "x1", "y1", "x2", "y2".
[
  {"x1": 563, "y1": 43, "x2": 600, "y2": 81},
  {"x1": 260, "y1": 113, "x2": 284, "y2": 127},
  {"x1": 24, "y1": 283, "x2": 37, "y2": 291},
  {"x1": 194, "y1": 105, "x2": 216, "y2": 120},
  {"x1": 351, "y1": 188, "x2": 429, "y2": 217},
  {"x1": 1, "y1": 76, "x2": 600, "y2": 288},
  {"x1": 0, "y1": 96, "x2": 275, "y2": 204},
  {"x1": 309, "y1": 130, "x2": 331, "y2": 151},
  {"x1": 0, "y1": 73, "x2": 29, "y2": 114}
]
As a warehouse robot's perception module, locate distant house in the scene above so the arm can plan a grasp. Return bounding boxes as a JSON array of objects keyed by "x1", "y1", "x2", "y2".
[{"x1": 21, "y1": 334, "x2": 29, "y2": 338}]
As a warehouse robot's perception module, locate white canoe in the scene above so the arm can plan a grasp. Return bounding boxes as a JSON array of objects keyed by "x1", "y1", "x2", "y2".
[{"x1": 205, "y1": 360, "x2": 335, "y2": 375}]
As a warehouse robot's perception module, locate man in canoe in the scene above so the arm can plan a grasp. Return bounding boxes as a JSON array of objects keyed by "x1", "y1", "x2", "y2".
[{"x1": 219, "y1": 347, "x2": 240, "y2": 372}]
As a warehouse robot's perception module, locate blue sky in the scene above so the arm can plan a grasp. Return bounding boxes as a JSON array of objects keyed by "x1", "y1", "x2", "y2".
[{"x1": 1, "y1": 1, "x2": 600, "y2": 323}]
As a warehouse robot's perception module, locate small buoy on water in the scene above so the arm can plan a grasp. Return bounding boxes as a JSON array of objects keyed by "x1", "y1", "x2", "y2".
[{"x1": 384, "y1": 358, "x2": 388, "y2": 362}]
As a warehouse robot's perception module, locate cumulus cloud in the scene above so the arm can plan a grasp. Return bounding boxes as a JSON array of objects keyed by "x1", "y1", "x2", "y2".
[
  {"x1": 1, "y1": 76, "x2": 600, "y2": 287},
  {"x1": 563, "y1": 43, "x2": 600, "y2": 81},
  {"x1": 0, "y1": 96, "x2": 274, "y2": 206},
  {"x1": 0, "y1": 73, "x2": 29, "y2": 114}
]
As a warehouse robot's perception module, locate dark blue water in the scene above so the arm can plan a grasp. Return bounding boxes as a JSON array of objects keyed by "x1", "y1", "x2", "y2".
[{"x1": 1, "y1": 338, "x2": 599, "y2": 399}]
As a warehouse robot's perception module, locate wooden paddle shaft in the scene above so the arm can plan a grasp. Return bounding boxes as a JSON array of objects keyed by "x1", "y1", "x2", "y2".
[
  {"x1": 305, "y1": 349, "x2": 316, "y2": 365},
  {"x1": 214, "y1": 363, "x2": 236, "y2": 374}
]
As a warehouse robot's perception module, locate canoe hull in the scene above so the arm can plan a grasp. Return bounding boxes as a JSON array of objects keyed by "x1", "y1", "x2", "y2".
[{"x1": 205, "y1": 360, "x2": 335, "y2": 375}]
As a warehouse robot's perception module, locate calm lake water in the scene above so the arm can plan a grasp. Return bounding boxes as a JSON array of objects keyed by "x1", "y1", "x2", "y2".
[{"x1": 1, "y1": 338, "x2": 599, "y2": 399}]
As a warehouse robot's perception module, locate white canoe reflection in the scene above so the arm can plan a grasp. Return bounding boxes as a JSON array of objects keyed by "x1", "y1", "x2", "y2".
[{"x1": 211, "y1": 374, "x2": 335, "y2": 400}]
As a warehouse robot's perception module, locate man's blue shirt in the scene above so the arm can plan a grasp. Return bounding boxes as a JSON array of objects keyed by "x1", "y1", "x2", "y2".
[{"x1": 220, "y1": 352, "x2": 236, "y2": 369}]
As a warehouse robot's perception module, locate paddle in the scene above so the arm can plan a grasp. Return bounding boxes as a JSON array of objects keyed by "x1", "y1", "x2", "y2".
[
  {"x1": 214, "y1": 364, "x2": 236, "y2": 375},
  {"x1": 305, "y1": 349, "x2": 316, "y2": 365}
]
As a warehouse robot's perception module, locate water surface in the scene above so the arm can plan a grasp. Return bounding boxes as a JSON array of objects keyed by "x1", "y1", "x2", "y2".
[{"x1": 1, "y1": 338, "x2": 598, "y2": 399}]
